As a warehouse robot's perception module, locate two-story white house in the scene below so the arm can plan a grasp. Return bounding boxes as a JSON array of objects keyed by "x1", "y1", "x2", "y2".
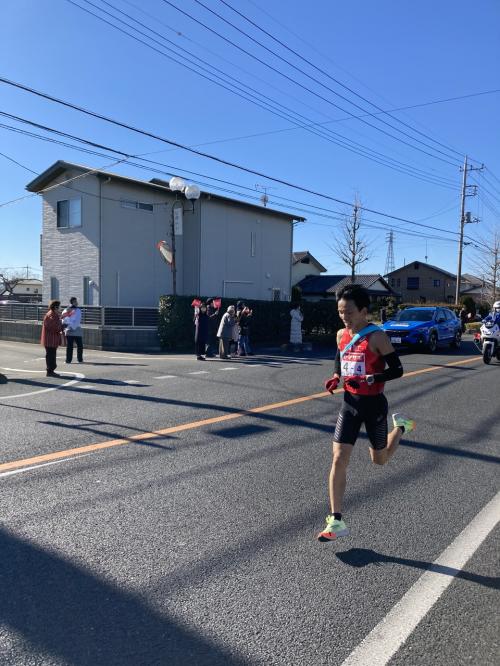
[{"x1": 27, "y1": 161, "x2": 305, "y2": 307}]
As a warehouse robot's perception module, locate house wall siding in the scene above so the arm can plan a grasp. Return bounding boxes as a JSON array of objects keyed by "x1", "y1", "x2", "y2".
[{"x1": 42, "y1": 173, "x2": 100, "y2": 305}]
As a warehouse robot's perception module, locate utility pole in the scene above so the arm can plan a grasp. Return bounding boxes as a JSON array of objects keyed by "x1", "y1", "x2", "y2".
[{"x1": 455, "y1": 156, "x2": 483, "y2": 305}]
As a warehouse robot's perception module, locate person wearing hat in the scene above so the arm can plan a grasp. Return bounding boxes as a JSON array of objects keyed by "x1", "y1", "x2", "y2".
[
  {"x1": 41, "y1": 300, "x2": 65, "y2": 377},
  {"x1": 217, "y1": 305, "x2": 236, "y2": 359}
]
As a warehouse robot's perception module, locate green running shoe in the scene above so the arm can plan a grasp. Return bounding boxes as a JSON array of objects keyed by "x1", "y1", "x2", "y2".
[
  {"x1": 392, "y1": 413, "x2": 416, "y2": 433},
  {"x1": 317, "y1": 515, "x2": 349, "y2": 542}
]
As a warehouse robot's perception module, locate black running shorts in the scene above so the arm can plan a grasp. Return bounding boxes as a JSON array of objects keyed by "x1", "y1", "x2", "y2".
[{"x1": 333, "y1": 391, "x2": 388, "y2": 450}]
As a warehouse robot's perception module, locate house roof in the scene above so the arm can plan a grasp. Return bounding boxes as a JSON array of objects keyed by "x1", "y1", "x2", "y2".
[
  {"x1": 292, "y1": 251, "x2": 327, "y2": 273},
  {"x1": 26, "y1": 161, "x2": 305, "y2": 222},
  {"x1": 461, "y1": 273, "x2": 484, "y2": 287},
  {"x1": 386, "y1": 260, "x2": 456, "y2": 280},
  {"x1": 297, "y1": 274, "x2": 392, "y2": 295}
]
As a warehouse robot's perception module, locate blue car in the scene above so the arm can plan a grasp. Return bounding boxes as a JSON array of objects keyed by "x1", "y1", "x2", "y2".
[{"x1": 382, "y1": 307, "x2": 462, "y2": 352}]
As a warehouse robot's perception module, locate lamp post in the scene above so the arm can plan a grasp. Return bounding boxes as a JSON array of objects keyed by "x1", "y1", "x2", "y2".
[{"x1": 168, "y1": 177, "x2": 201, "y2": 296}]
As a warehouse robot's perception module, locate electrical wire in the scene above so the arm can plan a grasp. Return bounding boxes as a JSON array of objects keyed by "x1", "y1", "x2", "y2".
[
  {"x1": 64, "y1": 0, "x2": 460, "y2": 190},
  {"x1": 0, "y1": 110, "x2": 465, "y2": 240},
  {"x1": 217, "y1": 0, "x2": 466, "y2": 162},
  {"x1": 174, "y1": 0, "x2": 461, "y2": 167}
]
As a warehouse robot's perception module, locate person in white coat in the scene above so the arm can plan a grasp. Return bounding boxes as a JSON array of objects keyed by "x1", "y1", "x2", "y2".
[{"x1": 290, "y1": 303, "x2": 304, "y2": 350}]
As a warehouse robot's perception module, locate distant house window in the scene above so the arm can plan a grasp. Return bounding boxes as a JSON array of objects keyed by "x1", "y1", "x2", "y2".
[
  {"x1": 121, "y1": 200, "x2": 154, "y2": 212},
  {"x1": 272, "y1": 288, "x2": 281, "y2": 301},
  {"x1": 433, "y1": 279, "x2": 441, "y2": 287},
  {"x1": 50, "y1": 277, "x2": 59, "y2": 299},
  {"x1": 396, "y1": 278, "x2": 400, "y2": 287},
  {"x1": 407, "y1": 277, "x2": 419, "y2": 290},
  {"x1": 57, "y1": 198, "x2": 81, "y2": 228},
  {"x1": 250, "y1": 231, "x2": 256, "y2": 257},
  {"x1": 390, "y1": 278, "x2": 395, "y2": 287}
]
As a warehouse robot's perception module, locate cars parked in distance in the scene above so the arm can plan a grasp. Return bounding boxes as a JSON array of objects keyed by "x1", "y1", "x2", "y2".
[{"x1": 382, "y1": 306, "x2": 462, "y2": 352}]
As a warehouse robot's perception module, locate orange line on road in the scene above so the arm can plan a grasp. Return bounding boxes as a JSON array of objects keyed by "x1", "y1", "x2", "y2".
[{"x1": 0, "y1": 355, "x2": 482, "y2": 474}]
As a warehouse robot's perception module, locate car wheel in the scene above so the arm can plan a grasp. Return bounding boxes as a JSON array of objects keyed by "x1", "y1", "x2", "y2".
[
  {"x1": 450, "y1": 331, "x2": 462, "y2": 349},
  {"x1": 427, "y1": 332, "x2": 438, "y2": 353}
]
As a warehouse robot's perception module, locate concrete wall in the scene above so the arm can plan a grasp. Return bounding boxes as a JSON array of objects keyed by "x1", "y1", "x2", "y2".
[
  {"x1": 42, "y1": 172, "x2": 100, "y2": 306},
  {"x1": 199, "y1": 198, "x2": 293, "y2": 301}
]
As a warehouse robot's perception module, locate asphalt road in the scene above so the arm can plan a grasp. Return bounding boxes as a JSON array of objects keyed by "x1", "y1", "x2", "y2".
[{"x1": 0, "y1": 339, "x2": 498, "y2": 666}]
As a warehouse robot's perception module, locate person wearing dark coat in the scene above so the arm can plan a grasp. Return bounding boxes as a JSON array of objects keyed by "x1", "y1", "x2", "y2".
[
  {"x1": 205, "y1": 298, "x2": 219, "y2": 358},
  {"x1": 194, "y1": 303, "x2": 209, "y2": 360}
]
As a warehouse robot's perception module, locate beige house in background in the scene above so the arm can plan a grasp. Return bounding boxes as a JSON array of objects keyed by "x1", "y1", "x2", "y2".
[
  {"x1": 386, "y1": 261, "x2": 457, "y2": 303},
  {"x1": 291, "y1": 251, "x2": 327, "y2": 286},
  {"x1": 27, "y1": 161, "x2": 304, "y2": 307}
]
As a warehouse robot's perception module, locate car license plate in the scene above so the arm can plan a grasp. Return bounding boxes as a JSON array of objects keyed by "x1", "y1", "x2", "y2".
[{"x1": 391, "y1": 337, "x2": 402, "y2": 344}]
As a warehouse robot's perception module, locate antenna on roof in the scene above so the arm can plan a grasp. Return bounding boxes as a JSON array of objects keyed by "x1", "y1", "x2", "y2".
[{"x1": 255, "y1": 183, "x2": 276, "y2": 207}]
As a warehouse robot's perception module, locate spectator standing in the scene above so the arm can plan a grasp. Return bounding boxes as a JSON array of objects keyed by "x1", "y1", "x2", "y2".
[
  {"x1": 194, "y1": 302, "x2": 209, "y2": 360},
  {"x1": 41, "y1": 300, "x2": 65, "y2": 377},
  {"x1": 237, "y1": 305, "x2": 253, "y2": 356},
  {"x1": 217, "y1": 305, "x2": 236, "y2": 359},
  {"x1": 205, "y1": 298, "x2": 219, "y2": 358},
  {"x1": 62, "y1": 297, "x2": 84, "y2": 364},
  {"x1": 290, "y1": 303, "x2": 304, "y2": 351}
]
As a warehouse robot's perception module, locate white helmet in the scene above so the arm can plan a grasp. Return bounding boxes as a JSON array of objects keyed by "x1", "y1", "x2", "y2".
[{"x1": 494, "y1": 300, "x2": 500, "y2": 314}]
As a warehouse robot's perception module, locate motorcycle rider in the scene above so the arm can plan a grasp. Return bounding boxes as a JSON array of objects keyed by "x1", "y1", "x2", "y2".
[{"x1": 483, "y1": 300, "x2": 500, "y2": 325}]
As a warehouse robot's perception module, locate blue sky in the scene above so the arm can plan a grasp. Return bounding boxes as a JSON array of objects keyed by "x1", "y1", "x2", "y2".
[{"x1": 1, "y1": 0, "x2": 499, "y2": 279}]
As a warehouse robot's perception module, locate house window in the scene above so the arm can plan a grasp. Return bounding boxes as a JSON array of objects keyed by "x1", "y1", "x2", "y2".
[
  {"x1": 396, "y1": 278, "x2": 401, "y2": 287},
  {"x1": 57, "y1": 198, "x2": 81, "y2": 228},
  {"x1": 390, "y1": 278, "x2": 395, "y2": 287},
  {"x1": 272, "y1": 288, "x2": 281, "y2": 301},
  {"x1": 433, "y1": 279, "x2": 441, "y2": 287},
  {"x1": 50, "y1": 277, "x2": 59, "y2": 299},
  {"x1": 121, "y1": 200, "x2": 154, "y2": 212},
  {"x1": 83, "y1": 276, "x2": 90, "y2": 305},
  {"x1": 250, "y1": 231, "x2": 256, "y2": 257},
  {"x1": 407, "y1": 277, "x2": 419, "y2": 290}
]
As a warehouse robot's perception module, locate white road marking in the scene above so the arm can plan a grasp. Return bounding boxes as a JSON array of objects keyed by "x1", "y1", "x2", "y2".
[
  {"x1": 341, "y1": 490, "x2": 500, "y2": 666},
  {"x1": 0, "y1": 453, "x2": 95, "y2": 478},
  {"x1": 0, "y1": 368, "x2": 84, "y2": 399},
  {"x1": 219, "y1": 367, "x2": 238, "y2": 371},
  {"x1": 122, "y1": 379, "x2": 142, "y2": 384},
  {"x1": 154, "y1": 375, "x2": 177, "y2": 379},
  {"x1": 188, "y1": 370, "x2": 209, "y2": 375}
]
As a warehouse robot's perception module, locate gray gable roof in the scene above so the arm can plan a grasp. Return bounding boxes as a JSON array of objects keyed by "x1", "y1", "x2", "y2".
[
  {"x1": 386, "y1": 260, "x2": 456, "y2": 280},
  {"x1": 26, "y1": 161, "x2": 305, "y2": 222},
  {"x1": 292, "y1": 251, "x2": 327, "y2": 272}
]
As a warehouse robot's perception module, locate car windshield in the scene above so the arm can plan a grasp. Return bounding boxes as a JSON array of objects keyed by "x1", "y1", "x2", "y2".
[{"x1": 396, "y1": 310, "x2": 434, "y2": 322}]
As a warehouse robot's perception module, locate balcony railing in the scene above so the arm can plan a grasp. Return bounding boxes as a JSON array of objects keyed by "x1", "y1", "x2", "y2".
[{"x1": 0, "y1": 304, "x2": 158, "y2": 327}]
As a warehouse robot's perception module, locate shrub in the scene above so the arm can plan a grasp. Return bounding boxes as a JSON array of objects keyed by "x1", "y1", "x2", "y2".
[{"x1": 158, "y1": 296, "x2": 342, "y2": 350}]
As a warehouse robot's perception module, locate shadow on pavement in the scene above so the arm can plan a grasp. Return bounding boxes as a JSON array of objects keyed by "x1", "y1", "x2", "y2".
[
  {"x1": 0, "y1": 528, "x2": 247, "y2": 666},
  {"x1": 40, "y1": 420, "x2": 176, "y2": 450},
  {"x1": 401, "y1": 440, "x2": 500, "y2": 465},
  {"x1": 335, "y1": 548, "x2": 500, "y2": 591}
]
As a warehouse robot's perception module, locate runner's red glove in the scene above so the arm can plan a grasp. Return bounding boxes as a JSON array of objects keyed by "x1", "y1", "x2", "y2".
[{"x1": 324, "y1": 375, "x2": 340, "y2": 393}]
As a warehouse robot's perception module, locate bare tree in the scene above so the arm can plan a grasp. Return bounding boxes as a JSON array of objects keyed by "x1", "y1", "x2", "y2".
[
  {"x1": 0, "y1": 271, "x2": 24, "y2": 298},
  {"x1": 467, "y1": 228, "x2": 500, "y2": 303},
  {"x1": 329, "y1": 200, "x2": 371, "y2": 280}
]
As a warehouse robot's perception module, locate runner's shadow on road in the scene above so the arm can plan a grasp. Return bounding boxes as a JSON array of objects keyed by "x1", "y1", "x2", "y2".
[
  {"x1": 335, "y1": 548, "x2": 500, "y2": 591},
  {"x1": 400, "y1": 439, "x2": 500, "y2": 465},
  {"x1": 0, "y1": 528, "x2": 245, "y2": 666}
]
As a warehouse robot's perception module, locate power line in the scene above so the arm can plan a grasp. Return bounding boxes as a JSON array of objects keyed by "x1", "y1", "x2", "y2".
[
  {"x1": 63, "y1": 0, "x2": 460, "y2": 190},
  {"x1": 217, "y1": 0, "x2": 466, "y2": 162},
  {"x1": 160, "y1": 0, "x2": 461, "y2": 167},
  {"x1": 0, "y1": 103, "x2": 464, "y2": 237},
  {"x1": 0, "y1": 151, "x2": 38, "y2": 174}
]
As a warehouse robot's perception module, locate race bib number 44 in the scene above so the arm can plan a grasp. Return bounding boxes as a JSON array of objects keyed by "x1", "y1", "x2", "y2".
[{"x1": 341, "y1": 351, "x2": 366, "y2": 376}]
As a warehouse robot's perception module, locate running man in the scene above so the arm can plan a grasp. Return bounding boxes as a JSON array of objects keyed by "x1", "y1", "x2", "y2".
[{"x1": 318, "y1": 285, "x2": 415, "y2": 541}]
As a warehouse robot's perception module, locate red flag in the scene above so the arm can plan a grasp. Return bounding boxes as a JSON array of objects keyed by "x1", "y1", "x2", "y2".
[
  {"x1": 156, "y1": 240, "x2": 173, "y2": 266},
  {"x1": 213, "y1": 298, "x2": 221, "y2": 310},
  {"x1": 191, "y1": 298, "x2": 202, "y2": 307}
]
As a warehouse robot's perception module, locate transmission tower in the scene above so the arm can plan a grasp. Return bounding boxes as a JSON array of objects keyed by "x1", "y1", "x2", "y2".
[{"x1": 384, "y1": 231, "x2": 395, "y2": 275}]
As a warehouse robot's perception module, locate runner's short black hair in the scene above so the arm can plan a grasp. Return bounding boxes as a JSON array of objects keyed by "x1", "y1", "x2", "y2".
[{"x1": 337, "y1": 284, "x2": 370, "y2": 311}]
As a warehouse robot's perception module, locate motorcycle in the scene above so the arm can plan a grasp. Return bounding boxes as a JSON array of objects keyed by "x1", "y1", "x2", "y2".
[{"x1": 474, "y1": 316, "x2": 500, "y2": 364}]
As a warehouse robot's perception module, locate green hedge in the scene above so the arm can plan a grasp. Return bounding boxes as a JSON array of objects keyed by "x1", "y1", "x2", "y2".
[{"x1": 158, "y1": 295, "x2": 342, "y2": 350}]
